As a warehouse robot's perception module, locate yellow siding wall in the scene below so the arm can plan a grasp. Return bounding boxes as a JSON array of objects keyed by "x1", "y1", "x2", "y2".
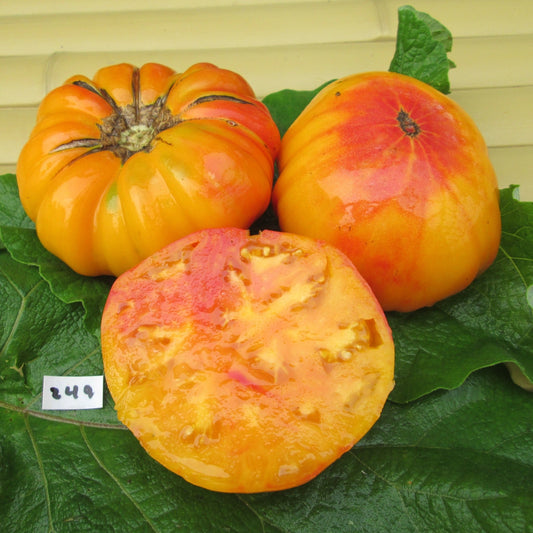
[{"x1": 1, "y1": 0, "x2": 532, "y2": 199}]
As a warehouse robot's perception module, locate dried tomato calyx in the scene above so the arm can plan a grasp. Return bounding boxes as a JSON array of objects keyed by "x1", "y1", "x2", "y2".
[
  {"x1": 397, "y1": 108, "x2": 421, "y2": 137},
  {"x1": 50, "y1": 69, "x2": 256, "y2": 164},
  {"x1": 97, "y1": 98, "x2": 176, "y2": 162},
  {"x1": 50, "y1": 72, "x2": 178, "y2": 163}
]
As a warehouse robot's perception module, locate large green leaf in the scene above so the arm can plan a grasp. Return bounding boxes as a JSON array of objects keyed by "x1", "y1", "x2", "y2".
[{"x1": 1, "y1": 289, "x2": 531, "y2": 533}]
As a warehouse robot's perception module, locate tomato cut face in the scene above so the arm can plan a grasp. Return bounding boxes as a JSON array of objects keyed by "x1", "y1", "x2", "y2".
[{"x1": 101, "y1": 228, "x2": 395, "y2": 493}]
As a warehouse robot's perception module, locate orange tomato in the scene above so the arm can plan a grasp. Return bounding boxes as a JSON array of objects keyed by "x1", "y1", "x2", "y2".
[
  {"x1": 273, "y1": 71, "x2": 501, "y2": 312},
  {"x1": 101, "y1": 227, "x2": 395, "y2": 493},
  {"x1": 17, "y1": 62, "x2": 280, "y2": 276}
]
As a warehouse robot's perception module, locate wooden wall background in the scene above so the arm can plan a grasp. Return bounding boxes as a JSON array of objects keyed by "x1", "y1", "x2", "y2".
[{"x1": 1, "y1": 0, "x2": 532, "y2": 199}]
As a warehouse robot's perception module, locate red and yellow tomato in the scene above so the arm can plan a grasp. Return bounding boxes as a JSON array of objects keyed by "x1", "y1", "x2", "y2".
[
  {"x1": 17, "y1": 62, "x2": 280, "y2": 276},
  {"x1": 273, "y1": 71, "x2": 501, "y2": 312},
  {"x1": 101, "y1": 227, "x2": 395, "y2": 493}
]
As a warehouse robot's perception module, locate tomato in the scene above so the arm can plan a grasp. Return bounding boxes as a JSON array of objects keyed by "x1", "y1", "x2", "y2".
[
  {"x1": 16, "y1": 62, "x2": 280, "y2": 277},
  {"x1": 101, "y1": 227, "x2": 395, "y2": 493},
  {"x1": 272, "y1": 71, "x2": 501, "y2": 312}
]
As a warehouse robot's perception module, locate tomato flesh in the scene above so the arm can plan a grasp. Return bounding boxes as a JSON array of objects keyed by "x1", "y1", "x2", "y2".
[{"x1": 101, "y1": 228, "x2": 395, "y2": 493}]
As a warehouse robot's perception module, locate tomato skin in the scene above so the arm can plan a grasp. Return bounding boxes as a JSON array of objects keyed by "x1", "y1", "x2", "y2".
[
  {"x1": 101, "y1": 227, "x2": 394, "y2": 493},
  {"x1": 273, "y1": 71, "x2": 501, "y2": 312},
  {"x1": 16, "y1": 62, "x2": 280, "y2": 277}
]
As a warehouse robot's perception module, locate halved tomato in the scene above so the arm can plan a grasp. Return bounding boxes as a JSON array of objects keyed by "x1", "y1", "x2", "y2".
[{"x1": 101, "y1": 227, "x2": 395, "y2": 493}]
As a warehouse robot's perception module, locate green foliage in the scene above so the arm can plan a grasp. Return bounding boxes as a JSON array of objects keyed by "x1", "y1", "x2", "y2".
[
  {"x1": 1, "y1": 288, "x2": 532, "y2": 532},
  {"x1": 262, "y1": 82, "x2": 331, "y2": 138},
  {"x1": 0, "y1": 174, "x2": 113, "y2": 339},
  {"x1": 389, "y1": 5, "x2": 456, "y2": 94}
]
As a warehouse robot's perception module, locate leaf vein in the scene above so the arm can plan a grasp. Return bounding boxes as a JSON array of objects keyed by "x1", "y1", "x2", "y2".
[
  {"x1": 0, "y1": 278, "x2": 45, "y2": 359},
  {"x1": 0, "y1": 400, "x2": 126, "y2": 429},
  {"x1": 236, "y1": 495, "x2": 286, "y2": 533},
  {"x1": 498, "y1": 245, "x2": 529, "y2": 288},
  {"x1": 24, "y1": 413, "x2": 56, "y2": 533},
  {"x1": 79, "y1": 425, "x2": 160, "y2": 531}
]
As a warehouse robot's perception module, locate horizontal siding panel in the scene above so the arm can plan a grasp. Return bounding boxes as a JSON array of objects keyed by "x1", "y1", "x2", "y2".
[
  {"x1": 0, "y1": 40, "x2": 396, "y2": 107},
  {"x1": 0, "y1": 0, "x2": 331, "y2": 16},
  {"x1": 489, "y1": 146, "x2": 533, "y2": 201},
  {"x1": 0, "y1": 107, "x2": 35, "y2": 166},
  {"x1": 3, "y1": 0, "x2": 532, "y2": 59},
  {"x1": 450, "y1": 34, "x2": 533, "y2": 89},
  {"x1": 0, "y1": 56, "x2": 48, "y2": 106},
  {"x1": 380, "y1": 0, "x2": 533, "y2": 38},
  {"x1": 0, "y1": 164, "x2": 15, "y2": 175},
  {"x1": 44, "y1": 33, "x2": 533, "y2": 97},
  {"x1": 2, "y1": 0, "x2": 532, "y2": 38},
  {"x1": 0, "y1": 2, "x2": 382, "y2": 57},
  {"x1": 452, "y1": 85, "x2": 533, "y2": 148}
]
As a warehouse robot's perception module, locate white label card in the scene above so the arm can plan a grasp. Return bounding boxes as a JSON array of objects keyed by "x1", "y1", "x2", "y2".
[{"x1": 42, "y1": 375, "x2": 104, "y2": 410}]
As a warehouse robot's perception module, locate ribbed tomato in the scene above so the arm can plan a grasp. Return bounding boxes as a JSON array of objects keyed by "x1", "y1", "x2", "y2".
[
  {"x1": 101, "y1": 227, "x2": 395, "y2": 493},
  {"x1": 273, "y1": 71, "x2": 501, "y2": 312},
  {"x1": 17, "y1": 62, "x2": 280, "y2": 276}
]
